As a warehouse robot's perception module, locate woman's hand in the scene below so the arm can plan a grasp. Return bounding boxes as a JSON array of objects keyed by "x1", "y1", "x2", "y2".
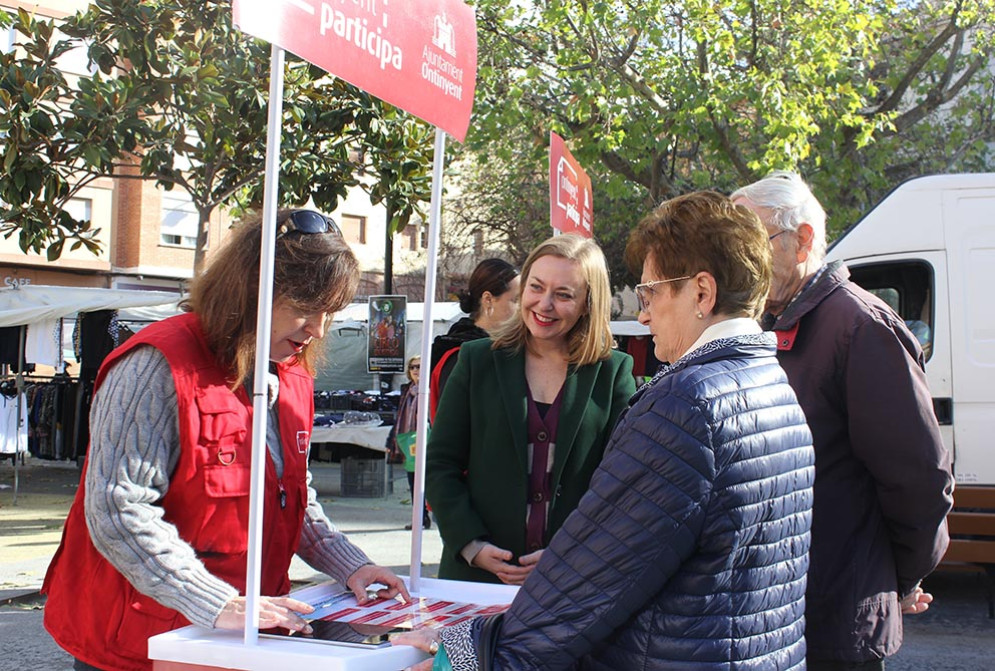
[
  {"x1": 499, "y1": 548, "x2": 543, "y2": 585},
  {"x1": 517, "y1": 549, "x2": 544, "y2": 569},
  {"x1": 215, "y1": 595, "x2": 315, "y2": 633},
  {"x1": 391, "y1": 628, "x2": 440, "y2": 671},
  {"x1": 346, "y1": 564, "x2": 412, "y2": 604},
  {"x1": 473, "y1": 544, "x2": 534, "y2": 585}
]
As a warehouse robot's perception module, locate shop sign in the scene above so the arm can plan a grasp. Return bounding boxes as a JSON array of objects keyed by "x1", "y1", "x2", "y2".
[{"x1": 3, "y1": 277, "x2": 31, "y2": 289}]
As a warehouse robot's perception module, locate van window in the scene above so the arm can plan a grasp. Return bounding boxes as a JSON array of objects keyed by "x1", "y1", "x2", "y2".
[{"x1": 847, "y1": 261, "x2": 934, "y2": 361}]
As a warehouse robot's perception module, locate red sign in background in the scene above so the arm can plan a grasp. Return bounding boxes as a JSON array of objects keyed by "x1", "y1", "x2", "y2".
[
  {"x1": 549, "y1": 132, "x2": 593, "y2": 237},
  {"x1": 233, "y1": 0, "x2": 477, "y2": 142}
]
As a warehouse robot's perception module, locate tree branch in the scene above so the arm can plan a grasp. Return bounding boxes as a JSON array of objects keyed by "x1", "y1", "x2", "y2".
[
  {"x1": 867, "y1": 4, "x2": 963, "y2": 116},
  {"x1": 614, "y1": 62, "x2": 671, "y2": 113},
  {"x1": 600, "y1": 149, "x2": 651, "y2": 188},
  {"x1": 891, "y1": 53, "x2": 987, "y2": 133},
  {"x1": 706, "y1": 107, "x2": 753, "y2": 182},
  {"x1": 695, "y1": 39, "x2": 752, "y2": 182}
]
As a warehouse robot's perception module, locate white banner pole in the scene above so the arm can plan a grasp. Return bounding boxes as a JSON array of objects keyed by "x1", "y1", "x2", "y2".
[
  {"x1": 411, "y1": 127, "x2": 447, "y2": 592},
  {"x1": 244, "y1": 42, "x2": 285, "y2": 646}
]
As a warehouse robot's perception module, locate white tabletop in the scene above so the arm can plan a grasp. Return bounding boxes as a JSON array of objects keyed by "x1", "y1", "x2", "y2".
[
  {"x1": 311, "y1": 424, "x2": 392, "y2": 452},
  {"x1": 149, "y1": 578, "x2": 518, "y2": 671}
]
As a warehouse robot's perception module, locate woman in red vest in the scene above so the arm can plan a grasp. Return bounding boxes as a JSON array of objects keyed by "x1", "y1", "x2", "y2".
[{"x1": 43, "y1": 210, "x2": 409, "y2": 671}]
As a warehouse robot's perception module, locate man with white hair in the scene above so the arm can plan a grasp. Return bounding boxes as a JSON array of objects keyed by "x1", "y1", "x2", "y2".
[{"x1": 732, "y1": 171, "x2": 954, "y2": 671}]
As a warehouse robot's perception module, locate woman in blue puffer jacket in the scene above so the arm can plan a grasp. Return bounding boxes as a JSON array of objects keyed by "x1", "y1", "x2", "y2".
[{"x1": 396, "y1": 191, "x2": 815, "y2": 671}]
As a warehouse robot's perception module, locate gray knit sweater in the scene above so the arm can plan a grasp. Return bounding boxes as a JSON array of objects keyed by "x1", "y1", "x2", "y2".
[{"x1": 83, "y1": 345, "x2": 371, "y2": 628}]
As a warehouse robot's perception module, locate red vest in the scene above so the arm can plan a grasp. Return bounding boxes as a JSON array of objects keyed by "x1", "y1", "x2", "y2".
[{"x1": 43, "y1": 313, "x2": 314, "y2": 671}]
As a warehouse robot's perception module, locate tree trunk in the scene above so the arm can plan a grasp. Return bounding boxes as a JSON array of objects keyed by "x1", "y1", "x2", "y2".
[
  {"x1": 383, "y1": 200, "x2": 394, "y2": 294},
  {"x1": 193, "y1": 208, "x2": 212, "y2": 277}
]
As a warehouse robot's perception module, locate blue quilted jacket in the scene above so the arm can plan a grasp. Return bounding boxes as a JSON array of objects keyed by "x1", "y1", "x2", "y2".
[{"x1": 463, "y1": 333, "x2": 815, "y2": 670}]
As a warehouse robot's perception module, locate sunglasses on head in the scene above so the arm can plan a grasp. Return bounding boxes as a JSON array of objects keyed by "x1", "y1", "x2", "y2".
[{"x1": 276, "y1": 210, "x2": 342, "y2": 238}]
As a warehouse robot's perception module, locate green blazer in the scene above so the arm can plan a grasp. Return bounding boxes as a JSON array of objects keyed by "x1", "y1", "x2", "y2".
[{"x1": 426, "y1": 338, "x2": 636, "y2": 583}]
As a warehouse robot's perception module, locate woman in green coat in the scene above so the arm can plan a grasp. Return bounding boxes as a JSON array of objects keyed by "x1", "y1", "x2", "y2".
[{"x1": 426, "y1": 234, "x2": 636, "y2": 584}]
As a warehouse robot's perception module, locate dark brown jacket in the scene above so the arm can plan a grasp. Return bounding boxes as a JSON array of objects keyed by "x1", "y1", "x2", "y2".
[{"x1": 770, "y1": 262, "x2": 954, "y2": 663}]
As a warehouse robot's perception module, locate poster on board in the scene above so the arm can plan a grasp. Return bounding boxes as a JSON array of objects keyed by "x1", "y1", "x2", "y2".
[
  {"x1": 549, "y1": 131, "x2": 593, "y2": 237},
  {"x1": 367, "y1": 295, "x2": 407, "y2": 374}
]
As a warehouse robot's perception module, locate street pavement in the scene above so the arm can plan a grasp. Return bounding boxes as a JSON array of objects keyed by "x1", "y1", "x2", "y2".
[{"x1": 2, "y1": 458, "x2": 994, "y2": 670}]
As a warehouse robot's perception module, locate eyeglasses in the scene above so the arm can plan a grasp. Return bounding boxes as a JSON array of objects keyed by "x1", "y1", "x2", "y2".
[
  {"x1": 277, "y1": 210, "x2": 342, "y2": 239},
  {"x1": 634, "y1": 276, "x2": 692, "y2": 311},
  {"x1": 768, "y1": 230, "x2": 788, "y2": 242},
  {"x1": 409, "y1": 364, "x2": 420, "y2": 371}
]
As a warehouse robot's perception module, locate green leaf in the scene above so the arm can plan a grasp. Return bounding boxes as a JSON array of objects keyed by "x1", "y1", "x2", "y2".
[
  {"x1": 46, "y1": 238, "x2": 64, "y2": 262},
  {"x1": 2, "y1": 146, "x2": 16, "y2": 174}
]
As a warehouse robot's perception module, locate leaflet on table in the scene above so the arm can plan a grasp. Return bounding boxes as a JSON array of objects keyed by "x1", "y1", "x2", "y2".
[{"x1": 308, "y1": 590, "x2": 510, "y2": 629}]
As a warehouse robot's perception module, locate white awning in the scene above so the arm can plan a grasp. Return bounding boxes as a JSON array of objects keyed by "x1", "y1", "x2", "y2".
[
  {"x1": 118, "y1": 300, "x2": 468, "y2": 332},
  {"x1": 0, "y1": 285, "x2": 182, "y2": 328},
  {"x1": 331, "y1": 301, "x2": 466, "y2": 324}
]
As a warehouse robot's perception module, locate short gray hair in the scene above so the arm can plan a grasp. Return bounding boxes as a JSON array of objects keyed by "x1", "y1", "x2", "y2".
[{"x1": 731, "y1": 170, "x2": 827, "y2": 261}]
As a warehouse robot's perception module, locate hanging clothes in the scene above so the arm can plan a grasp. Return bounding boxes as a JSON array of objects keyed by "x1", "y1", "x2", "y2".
[
  {"x1": 22, "y1": 377, "x2": 79, "y2": 460},
  {"x1": 76, "y1": 310, "x2": 120, "y2": 371},
  {"x1": 73, "y1": 310, "x2": 119, "y2": 462},
  {"x1": 0, "y1": 326, "x2": 25, "y2": 369},
  {"x1": 0, "y1": 387, "x2": 28, "y2": 455},
  {"x1": 25, "y1": 318, "x2": 62, "y2": 369},
  {"x1": 72, "y1": 377, "x2": 95, "y2": 460}
]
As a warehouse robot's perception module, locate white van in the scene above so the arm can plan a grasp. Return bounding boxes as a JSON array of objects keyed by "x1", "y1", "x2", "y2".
[{"x1": 826, "y1": 173, "x2": 995, "y2": 486}]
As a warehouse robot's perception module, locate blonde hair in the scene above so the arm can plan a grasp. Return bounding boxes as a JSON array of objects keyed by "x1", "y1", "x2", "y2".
[
  {"x1": 405, "y1": 356, "x2": 421, "y2": 383},
  {"x1": 186, "y1": 209, "x2": 360, "y2": 389},
  {"x1": 491, "y1": 234, "x2": 614, "y2": 366}
]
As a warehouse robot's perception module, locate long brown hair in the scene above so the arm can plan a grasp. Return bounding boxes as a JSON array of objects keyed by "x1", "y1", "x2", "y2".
[{"x1": 186, "y1": 209, "x2": 360, "y2": 388}]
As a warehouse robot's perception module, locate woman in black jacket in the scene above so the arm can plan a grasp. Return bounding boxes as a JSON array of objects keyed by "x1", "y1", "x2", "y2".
[{"x1": 428, "y1": 258, "x2": 519, "y2": 418}]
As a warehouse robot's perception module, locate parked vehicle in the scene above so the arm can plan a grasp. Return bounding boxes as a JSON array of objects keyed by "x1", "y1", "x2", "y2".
[{"x1": 826, "y1": 173, "x2": 995, "y2": 487}]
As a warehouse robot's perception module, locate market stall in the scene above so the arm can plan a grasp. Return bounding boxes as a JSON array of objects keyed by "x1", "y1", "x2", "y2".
[{"x1": 0, "y1": 285, "x2": 181, "y2": 502}]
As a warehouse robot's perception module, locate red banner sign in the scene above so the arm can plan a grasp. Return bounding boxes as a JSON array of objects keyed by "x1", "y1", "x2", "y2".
[
  {"x1": 549, "y1": 132, "x2": 593, "y2": 237},
  {"x1": 233, "y1": 0, "x2": 477, "y2": 142}
]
